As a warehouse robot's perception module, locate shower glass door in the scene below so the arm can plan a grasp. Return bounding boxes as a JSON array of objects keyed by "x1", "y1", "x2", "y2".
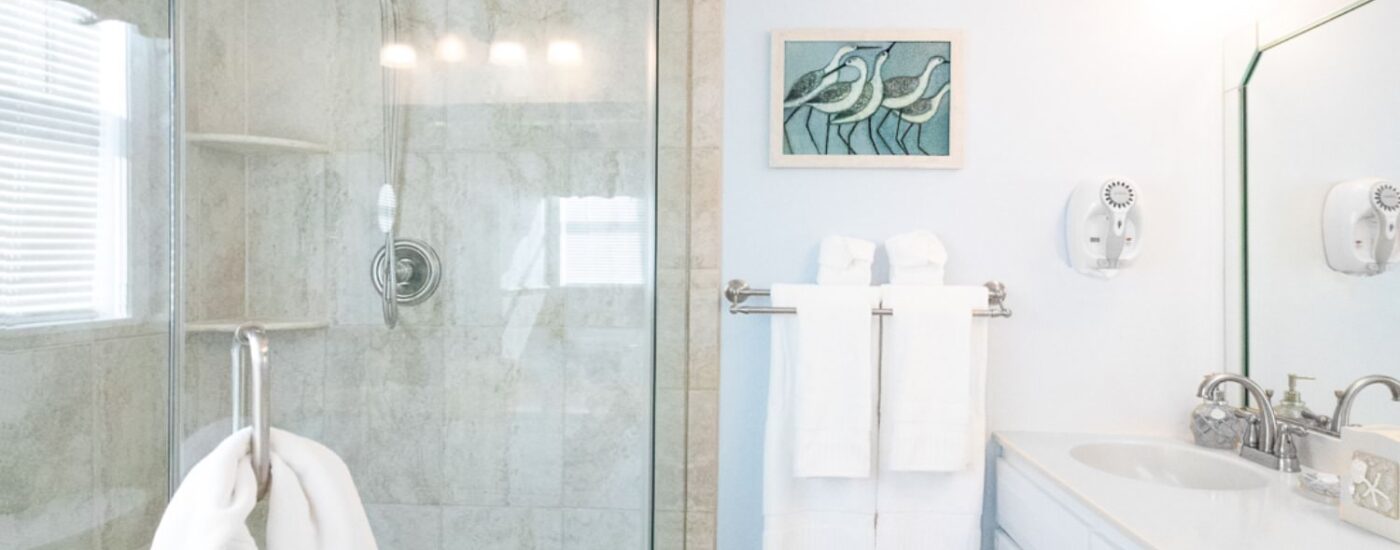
[
  {"x1": 178, "y1": 0, "x2": 657, "y2": 548},
  {"x1": 0, "y1": 0, "x2": 173, "y2": 547}
]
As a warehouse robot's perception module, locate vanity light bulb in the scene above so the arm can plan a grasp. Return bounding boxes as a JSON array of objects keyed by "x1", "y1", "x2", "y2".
[
  {"x1": 435, "y1": 34, "x2": 467, "y2": 63},
  {"x1": 547, "y1": 40, "x2": 582, "y2": 66},
  {"x1": 379, "y1": 43, "x2": 418, "y2": 69},
  {"x1": 488, "y1": 41, "x2": 528, "y2": 67}
]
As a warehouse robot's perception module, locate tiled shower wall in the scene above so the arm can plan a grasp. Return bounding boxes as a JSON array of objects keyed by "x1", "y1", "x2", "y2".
[
  {"x1": 653, "y1": 0, "x2": 723, "y2": 547},
  {"x1": 181, "y1": 0, "x2": 720, "y2": 548}
]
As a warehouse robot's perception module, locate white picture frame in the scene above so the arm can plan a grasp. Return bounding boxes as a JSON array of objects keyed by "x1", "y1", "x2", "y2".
[{"x1": 770, "y1": 29, "x2": 964, "y2": 169}]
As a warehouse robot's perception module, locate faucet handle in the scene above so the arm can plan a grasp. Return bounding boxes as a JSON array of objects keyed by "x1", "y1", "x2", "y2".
[
  {"x1": 1233, "y1": 410, "x2": 1260, "y2": 449},
  {"x1": 1299, "y1": 409, "x2": 1332, "y2": 430},
  {"x1": 1279, "y1": 423, "x2": 1309, "y2": 437},
  {"x1": 1277, "y1": 426, "x2": 1306, "y2": 473}
]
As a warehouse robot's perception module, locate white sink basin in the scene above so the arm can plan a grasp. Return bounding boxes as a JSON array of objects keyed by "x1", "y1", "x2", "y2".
[{"x1": 1070, "y1": 441, "x2": 1269, "y2": 491}]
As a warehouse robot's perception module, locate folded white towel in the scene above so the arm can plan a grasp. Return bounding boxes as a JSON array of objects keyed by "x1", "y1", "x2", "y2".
[
  {"x1": 880, "y1": 285, "x2": 987, "y2": 472},
  {"x1": 875, "y1": 290, "x2": 990, "y2": 550},
  {"x1": 884, "y1": 231, "x2": 948, "y2": 285},
  {"x1": 152, "y1": 428, "x2": 378, "y2": 550},
  {"x1": 773, "y1": 284, "x2": 882, "y2": 478},
  {"x1": 817, "y1": 236, "x2": 876, "y2": 286},
  {"x1": 765, "y1": 285, "x2": 880, "y2": 550}
]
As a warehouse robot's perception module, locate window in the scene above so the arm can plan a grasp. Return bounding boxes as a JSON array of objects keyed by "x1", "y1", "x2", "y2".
[
  {"x1": 559, "y1": 196, "x2": 645, "y2": 286},
  {"x1": 0, "y1": 1, "x2": 129, "y2": 328}
]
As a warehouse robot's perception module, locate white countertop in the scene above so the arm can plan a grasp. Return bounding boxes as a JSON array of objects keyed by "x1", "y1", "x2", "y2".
[{"x1": 994, "y1": 431, "x2": 1398, "y2": 549}]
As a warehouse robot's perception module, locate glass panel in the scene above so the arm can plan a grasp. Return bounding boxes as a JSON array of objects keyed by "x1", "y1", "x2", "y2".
[
  {"x1": 1244, "y1": 0, "x2": 1400, "y2": 424},
  {"x1": 0, "y1": 0, "x2": 173, "y2": 547},
  {"x1": 178, "y1": 0, "x2": 657, "y2": 547}
]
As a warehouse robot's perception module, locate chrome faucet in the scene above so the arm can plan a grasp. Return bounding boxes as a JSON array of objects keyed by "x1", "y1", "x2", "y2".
[
  {"x1": 1197, "y1": 373, "x2": 1284, "y2": 470},
  {"x1": 1329, "y1": 375, "x2": 1400, "y2": 433}
]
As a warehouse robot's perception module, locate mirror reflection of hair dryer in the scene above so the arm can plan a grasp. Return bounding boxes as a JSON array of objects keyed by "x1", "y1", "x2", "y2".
[
  {"x1": 1067, "y1": 178, "x2": 1142, "y2": 279},
  {"x1": 1323, "y1": 178, "x2": 1400, "y2": 275}
]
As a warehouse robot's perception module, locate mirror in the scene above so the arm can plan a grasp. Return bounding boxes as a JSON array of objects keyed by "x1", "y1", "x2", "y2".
[{"x1": 1242, "y1": 0, "x2": 1400, "y2": 425}]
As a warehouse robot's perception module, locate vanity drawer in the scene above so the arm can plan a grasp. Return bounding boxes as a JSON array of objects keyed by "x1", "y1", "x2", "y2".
[{"x1": 996, "y1": 458, "x2": 1093, "y2": 549}]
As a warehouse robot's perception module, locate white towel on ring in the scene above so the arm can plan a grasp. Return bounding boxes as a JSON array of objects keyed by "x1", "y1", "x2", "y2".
[{"x1": 151, "y1": 427, "x2": 378, "y2": 550}]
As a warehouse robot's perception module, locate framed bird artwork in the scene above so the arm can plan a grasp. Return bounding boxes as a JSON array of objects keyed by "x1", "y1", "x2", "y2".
[{"x1": 770, "y1": 29, "x2": 964, "y2": 169}]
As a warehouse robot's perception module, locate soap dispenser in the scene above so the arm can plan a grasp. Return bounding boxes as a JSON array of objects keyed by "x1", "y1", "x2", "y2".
[
  {"x1": 1276, "y1": 374, "x2": 1316, "y2": 421},
  {"x1": 1191, "y1": 388, "x2": 1245, "y2": 450}
]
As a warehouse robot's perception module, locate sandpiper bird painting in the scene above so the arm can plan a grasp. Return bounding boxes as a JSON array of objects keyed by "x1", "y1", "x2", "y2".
[{"x1": 771, "y1": 30, "x2": 963, "y2": 169}]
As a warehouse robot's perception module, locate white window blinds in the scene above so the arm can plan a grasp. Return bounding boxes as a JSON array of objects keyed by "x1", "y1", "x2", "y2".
[
  {"x1": 0, "y1": 0, "x2": 128, "y2": 328},
  {"x1": 559, "y1": 196, "x2": 645, "y2": 286}
]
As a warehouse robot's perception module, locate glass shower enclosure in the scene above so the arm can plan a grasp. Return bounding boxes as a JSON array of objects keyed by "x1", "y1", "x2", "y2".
[{"x1": 1, "y1": 0, "x2": 660, "y2": 547}]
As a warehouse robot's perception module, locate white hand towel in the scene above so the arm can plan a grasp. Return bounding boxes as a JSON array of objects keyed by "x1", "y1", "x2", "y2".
[
  {"x1": 875, "y1": 295, "x2": 990, "y2": 550},
  {"x1": 765, "y1": 284, "x2": 880, "y2": 550},
  {"x1": 817, "y1": 236, "x2": 877, "y2": 286},
  {"x1": 775, "y1": 284, "x2": 882, "y2": 478},
  {"x1": 880, "y1": 285, "x2": 987, "y2": 471},
  {"x1": 152, "y1": 428, "x2": 378, "y2": 550},
  {"x1": 884, "y1": 231, "x2": 948, "y2": 285}
]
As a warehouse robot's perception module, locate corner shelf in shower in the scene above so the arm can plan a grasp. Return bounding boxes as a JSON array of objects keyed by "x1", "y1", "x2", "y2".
[
  {"x1": 185, "y1": 319, "x2": 331, "y2": 334},
  {"x1": 187, "y1": 133, "x2": 331, "y2": 155}
]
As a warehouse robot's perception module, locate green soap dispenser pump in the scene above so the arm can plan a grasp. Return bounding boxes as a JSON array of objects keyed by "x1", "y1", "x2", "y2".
[{"x1": 1276, "y1": 374, "x2": 1316, "y2": 420}]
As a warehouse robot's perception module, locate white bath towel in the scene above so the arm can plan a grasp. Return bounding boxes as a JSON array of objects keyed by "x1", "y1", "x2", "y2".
[
  {"x1": 880, "y1": 285, "x2": 987, "y2": 471},
  {"x1": 875, "y1": 293, "x2": 990, "y2": 550},
  {"x1": 817, "y1": 236, "x2": 877, "y2": 286},
  {"x1": 765, "y1": 285, "x2": 881, "y2": 550},
  {"x1": 152, "y1": 428, "x2": 378, "y2": 550},
  {"x1": 884, "y1": 231, "x2": 948, "y2": 285}
]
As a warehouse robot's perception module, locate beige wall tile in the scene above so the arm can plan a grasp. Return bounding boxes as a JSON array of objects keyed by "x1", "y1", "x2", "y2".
[
  {"x1": 653, "y1": 388, "x2": 688, "y2": 512},
  {"x1": 184, "y1": 0, "x2": 247, "y2": 134},
  {"x1": 0, "y1": 345, "x2": 100, "y2": 549},
  {"x1": 684, "y1": 511, "x2": 717, "y2": 550},
  {"x1": 688, "y1": 147, "x2": 722, "y2": 270},
  {"x1": 367, "y1": 503, "x2": 445, "y2": 549},
  {"x1": 687, "y1": 269, "x2": 720, "y2": 390},
  {"x1": 685, "y1": 389, "x2": 719, "y2": 513},
  {"x1": 185, "y1": 147, "x2": 246, "y2": 322},
  {"x1": 653, "y1": 510, "x2": 687, "y2": 550},
  {"x1": 94, "y1": 335, "x2": 168, "y2": 547},
  {"x1": 444, "y1": 506, "x2": 561, "y2": 550}
]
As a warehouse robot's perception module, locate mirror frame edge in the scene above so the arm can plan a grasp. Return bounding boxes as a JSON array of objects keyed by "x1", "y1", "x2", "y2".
[{"x1": 1222, "y1": 0, "x2": 1381, "y2": 388}]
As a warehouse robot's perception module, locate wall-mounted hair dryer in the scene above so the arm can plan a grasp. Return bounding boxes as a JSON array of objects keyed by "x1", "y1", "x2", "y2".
[
  {"x1": 1323, "y1": 178, "x2": 1400, "y2": 276},
  {"x1": 1066, "y1": 178, "x2": 1142, "y2": 279}
]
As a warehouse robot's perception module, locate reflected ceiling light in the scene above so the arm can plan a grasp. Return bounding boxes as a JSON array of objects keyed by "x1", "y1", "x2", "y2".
[
  {"x1": 489, "y1": 41, "x2": 528, "y2": 67},
  {"x1": 379, "y1": 43, "x2": 418, "y2": 69},
  {"x1": 547, "y1": 40, "x2": 582, "y2": 66},
  {"x1": 436, "y1": 34, "x2": 467, "y2": 63}
]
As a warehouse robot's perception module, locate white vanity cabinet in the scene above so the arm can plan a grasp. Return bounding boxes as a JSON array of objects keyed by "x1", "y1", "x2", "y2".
[{"x1": 992, "y1": 453, "x2": 1146, "y2": 550}]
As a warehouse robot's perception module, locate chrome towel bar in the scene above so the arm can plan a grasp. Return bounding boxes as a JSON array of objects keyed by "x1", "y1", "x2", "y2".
[
  {"x1": 723, "y1": 279, "x2": 1013, "y2": 318},
  {"x1": 231, "y1": 324, "x2": 271, "y2": 500}
]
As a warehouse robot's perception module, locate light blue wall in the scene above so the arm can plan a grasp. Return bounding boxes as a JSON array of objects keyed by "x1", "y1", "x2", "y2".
[{"x1": 718, "y1": 0, "x2": 1249, "y2": 546}]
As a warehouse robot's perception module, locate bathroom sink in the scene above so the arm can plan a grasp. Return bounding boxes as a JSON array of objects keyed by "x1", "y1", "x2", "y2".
[{"x1": 1069, "y1": 441, "x2": 1269, "y2": 491}]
